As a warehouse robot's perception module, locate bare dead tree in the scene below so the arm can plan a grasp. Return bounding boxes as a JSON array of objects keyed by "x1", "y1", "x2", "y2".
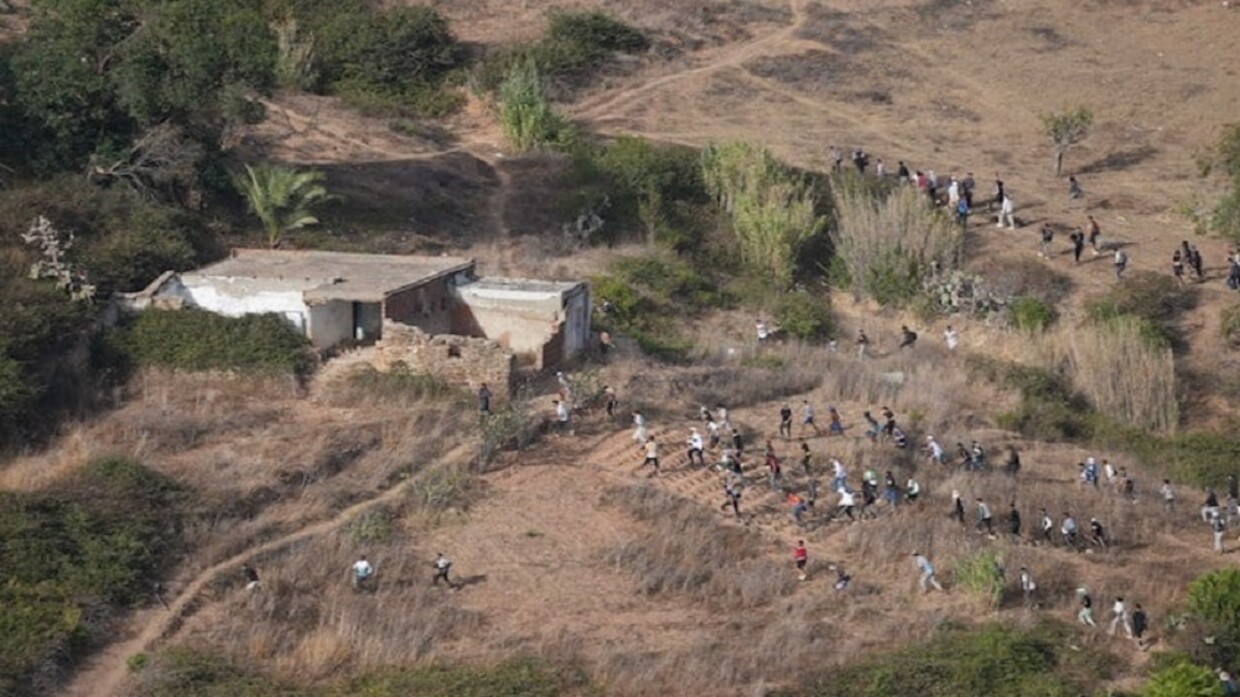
[{"x1": 87, "y1": 122, "x2": 204, "y2": 203}]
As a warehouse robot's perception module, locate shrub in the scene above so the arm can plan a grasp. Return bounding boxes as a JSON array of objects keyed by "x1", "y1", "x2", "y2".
[
  {"x1": 498, "y1": 61, "x2": 576, "y2": 153},
  {"x1": 1008, "y1": 296, "x2": 1054, "y2": 332},
  {"x1": 133, "y1": 650, "x2": 586, "y2": 697},
  {"x1": 793, "y1": 623, "x2": 1111, "y2": 697},
  {"x1": 1085, "y1": 270, "x2": 1195, "y2": 345},
  {"x1": 0, "y1": 458, "x2": 185, "y2": 694},
  {"x1": 968, "y1": 357, "x2": 1094, "y2": 441},
  {"x1": 313, "y1": 6, "x2": 462, "y2": 105},
  {"x1": 1142, "y1": 659, "x2": 1220, "y2": 697},
  {"x1": 1223, "y1": 303, "x2": 1240, "y2": 348},
  {"x1": 585, "y1": 137, "x2": 709, "y2": 250},
  {"x1": 701, "y1": 142, "x2": 827, "y2": 288},
  {"x1": 609, "y1": 255, "x2": 729, "y2": 311},
  {"x1": 953, "y1": 549, "x2": 1006, "y2": 609},
  {"x1": 1185, "y1": 568, "x2": 1240, "y2": 667},
  {"x1": 772, "y1": 291, "x2": 834, "y2": 340},
  {"x1": 546, "y1": 10, "x2": 649, "y2": 56},
  {"x1": 111, "y1": 309, "x2": 312, "y2": 376},
  {"x1": 830, "y1": 174, "x2": 962, "y2": 307}
]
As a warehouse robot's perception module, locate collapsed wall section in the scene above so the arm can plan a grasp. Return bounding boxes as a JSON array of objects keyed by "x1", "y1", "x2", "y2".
[{"x1": 371, "y1": 320, "x2": 514, "y2": 397}]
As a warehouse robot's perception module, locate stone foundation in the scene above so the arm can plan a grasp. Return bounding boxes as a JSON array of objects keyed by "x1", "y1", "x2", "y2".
[{"x1": 371, "y1": 321, "x2": 515, "y2": 397}]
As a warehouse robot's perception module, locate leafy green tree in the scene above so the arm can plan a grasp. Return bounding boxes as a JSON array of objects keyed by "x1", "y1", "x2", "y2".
[
  {"x1": 498, "y1": 61, "x2": 575, "y2": 152},
  {"x1": 1207, "y1": 124, "x2": 1240, "y2": 240},
  {"x1": 1186, "y1": 568, "x2": 1240, "y2": 667},
  {"x1": 701, "y1": 142, "x2": 826, "y2": 288},
  {"x1": 1040, "y1": 106, "x2": 1093, "y2": 176},
  {"x1": 7, "y1": 0, "x2": 276, "y2": 172},
  {"x1": 233, "y1": 164, "x2": 332, "y2": 248},
  {"x1": 1143, "y1": 660, "x2": 1221, "y2": 697},
  {"x1": 313, "y1": 6, "x2": 460, "y2": 95}
]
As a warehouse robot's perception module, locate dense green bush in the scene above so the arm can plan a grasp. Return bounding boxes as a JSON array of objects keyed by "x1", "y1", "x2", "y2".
[
  {"x1": 311, "y1": 5, "x2": 463, "y2": 114},
  {"x1": 789, "y1": 624, "x2": 1112, "y2": 697},
  {"x1": 1085, "y1": 270, "x2": 1195, "y2": 345},
  {"x1": 968, "y1": 357, "x2": 1095, "y2": 441},
  {"x1": 863, "y1": 249, "x2": 923, "y2": 307},
  {"x1": 0, "y1": 458, "x2": 186, "y2": 695},
  {"x1": 1185, "y1": 568, "x2": 1240, "y2": 668},
  {"x1": 583, "y1": 136, "x2": 710, "y2": 250},
  {"x1": 1008, "y1": 296, "x2": 1054, "y2": 332},
  {"x1": 1142, "y1": 659, "x2": 1222, "y2": 697},
  {"x1": 112, "y1": 310, "x2": 312, "y2": 376},
  {"x1": 771, "y1": 291, "x2": 834, "y2": 340},
  {"x1": 7, "y1": 0, "x2": 276, "y2": 172}
]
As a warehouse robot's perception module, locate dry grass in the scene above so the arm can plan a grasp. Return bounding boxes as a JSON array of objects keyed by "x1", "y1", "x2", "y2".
[
  {"x1": 186, "y1": 530, "x2": 483, "y2": 681},
  {"x1": 605, "y1": 482, "x2": 795, "y2": 607},
  {"x1": 830, "y1": 178, "x2": 963, "y2": 302},
  {"x1": 1034, "y1": 319, "x2": 1179, "y2": 433}
]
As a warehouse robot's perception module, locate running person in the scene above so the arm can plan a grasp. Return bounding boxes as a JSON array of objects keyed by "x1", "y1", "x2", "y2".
[
  {"x1": 432, "y1": 553, "x2": 453, "y2": 587},
  {"x1": 640, "y1": 437, "x2": 660, "y2": 477}
]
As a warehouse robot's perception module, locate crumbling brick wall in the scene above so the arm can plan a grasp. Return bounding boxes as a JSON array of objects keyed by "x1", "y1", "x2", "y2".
[{"x1": 370, "y1": 321, "x2": 514, "y2": 397}]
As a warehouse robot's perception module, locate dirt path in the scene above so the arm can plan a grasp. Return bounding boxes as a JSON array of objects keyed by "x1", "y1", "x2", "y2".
[
  {"x1": 571, "y1": 0, "x2": 814, "y2": 123},
  {"x1": 60, "y1": 444, "x2": 473, "y2": 697}
]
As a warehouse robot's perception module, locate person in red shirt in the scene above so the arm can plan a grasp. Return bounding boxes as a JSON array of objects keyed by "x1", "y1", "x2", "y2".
[{"x1": 794, "y1": 540, "x2": 809, "y2": 581}]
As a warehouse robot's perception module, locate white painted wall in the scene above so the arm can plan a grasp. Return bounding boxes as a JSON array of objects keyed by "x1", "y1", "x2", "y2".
[
  {"x1": 308, "y1": 301, "x2": 353, "y2": 349},
  {"x1": 163, "y1": 274, "x2": 313, "y2": 340}
]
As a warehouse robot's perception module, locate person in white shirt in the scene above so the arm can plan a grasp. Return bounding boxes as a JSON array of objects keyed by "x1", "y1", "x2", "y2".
[
  {"x1": 686, "y1": 428, "x2": 705, "y2": 466},
  {"x1": 1109, "y1": 597, "x2": 1133, "y2": 637},
  {"x1": 352, "y1": 556, "x2": 374, "y2": 589},
  {"x1": 997, "y1": 194, "x2": 1016, "y2": 229},
  {"x1": 707, "y1": 420, "x2": 721, "y2": 449},
  {"x1": 1161, "y1": 479, "x2": 1176, "y2": 514},
  {"x1": 947, "y1": 177, "x2": 960, "y2": 207},
  {"x1": 925, "y1": 435, "x2": 945, "y2": 465},
  {"x1": 831, "y1": 458, "x2": 848, "y2": 491},
  {"x1": 1019, "y1": 567, "x2": 1037, "y2": 606},
  {"x1": 836, "y1": 488, "x2": 856, "y2": 521},
  {"x1": 554, "y1": 399, "x2": 572, "y2": 435},
  {"x1": 756, "y1": 319, "x2": 770, "y2": 343},
  {"x1": 433, "y1": 553, "x2": 453, "y2": 587},
  {"x1": 631, "y1": 411, "x2": 648, "y2": 443},
  {"x1": 1103, "y1": 460, "x2": 1117, "y2": 486},
  {"x1": 875, "y1": 159, "x2": 886, "y2": 178},
  {"x1": 913, "y1": 552, "x2": 943, "y2": 593},
  {"x1": 943, "y1": 325, "x2": 959, "y2": 351}
]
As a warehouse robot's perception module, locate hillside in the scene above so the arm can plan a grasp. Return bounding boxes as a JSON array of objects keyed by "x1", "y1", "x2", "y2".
[{"x1": 3, "y1": 0, "x2": 1240, "y2": 696}]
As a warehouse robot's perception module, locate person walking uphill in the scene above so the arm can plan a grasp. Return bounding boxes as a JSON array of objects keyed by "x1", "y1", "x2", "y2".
[
  {"x1": 433, "y1": 553, "x2": 453, "y2": 588},
  {"x1": 639, "y1": 437, "x2": 660, "y2": 477},
  {"x1": 352, "y1": 555, "x2": 374, "y2": 591},
  {"x1": 913, "y1": 552, "x2": 944, "y2": 593},
  {"x1": 779, "y1": 403, "x2": 793, "y2": 439}
]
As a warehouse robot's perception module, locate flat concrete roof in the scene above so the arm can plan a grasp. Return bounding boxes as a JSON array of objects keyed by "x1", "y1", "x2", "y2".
[
  {"x1": 190, "y1": 249, "x2": 474, "y2": 303},
  {"x1": 459, "y1": 277, "x2": 585, "y2": 295}
]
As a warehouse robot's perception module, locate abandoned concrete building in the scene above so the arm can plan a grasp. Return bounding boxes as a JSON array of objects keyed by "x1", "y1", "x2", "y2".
[{"x1": 125, "y1": 249, "x2": 591, "y2": 390}]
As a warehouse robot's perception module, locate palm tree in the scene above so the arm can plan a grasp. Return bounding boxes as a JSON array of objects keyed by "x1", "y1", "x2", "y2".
[{"x1": 233, "y1": 164, "x2": 332, "y2": 248}]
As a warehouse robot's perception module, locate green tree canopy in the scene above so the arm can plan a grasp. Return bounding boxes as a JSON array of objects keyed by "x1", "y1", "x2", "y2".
[
  {"x1": 1040, "y1": 106, "x2": 1093, "y2": 176},
  {"x1": 7, "y1": 0, "x2": 276, "y2": 172}
]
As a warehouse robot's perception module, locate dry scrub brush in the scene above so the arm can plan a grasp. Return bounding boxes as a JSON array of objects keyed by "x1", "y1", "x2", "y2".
[
  {"x1": 1036, "y1": 318, "x2": 1178, "y2": 433},
  {"x1": 182, "y1": 529, "x2": 482, "y2": 682},
  {"x1": 604, "y1": 483, "x2": 796, "y2": 607},
  {"x1": 830, "y1": 175, "x2": 962, "y2": 304}
]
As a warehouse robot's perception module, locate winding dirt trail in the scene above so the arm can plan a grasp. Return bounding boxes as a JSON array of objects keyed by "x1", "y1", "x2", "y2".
[{"x1": 60, "y1": 444, "x2": 472, "y2": 697}]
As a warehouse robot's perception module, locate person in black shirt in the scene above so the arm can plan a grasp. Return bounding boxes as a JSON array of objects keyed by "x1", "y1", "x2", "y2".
[
  {"x1": 1070, "y1": 229, "x2": 1085, "y2": 263},
  {"x1": 779, "y1": 404, "x2": 793, "y2": 439},
  {"x1": 800, "y1": 441, "x2": 812, "y2": 476},
  {"x1": 898, "y1": 325, "x2": 918, "y2": 349},
  {"x1": 1131, "y1": 604, "x2": 1148, "y2": 648},
  {"x1": 1008, "y1": 503, "x2": 1022, "y2": 542},
  {"x1": 731, "y1": 428, "x2": 744, "y2": 455}
]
